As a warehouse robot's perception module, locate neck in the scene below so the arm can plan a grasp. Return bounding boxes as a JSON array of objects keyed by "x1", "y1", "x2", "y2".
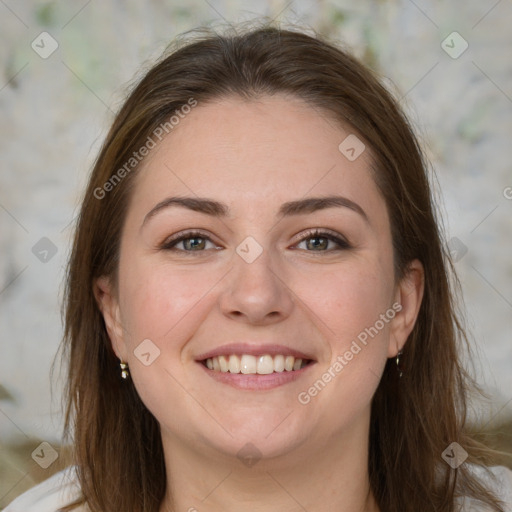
[{"x1": 159, "y1": 409, "x2": 379, "y2": 512}]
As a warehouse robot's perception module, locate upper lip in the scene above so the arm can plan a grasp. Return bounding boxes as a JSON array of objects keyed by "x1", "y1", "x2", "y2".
[{"x1": 195, "y1": 343, "x2": 316, "y2": 361}]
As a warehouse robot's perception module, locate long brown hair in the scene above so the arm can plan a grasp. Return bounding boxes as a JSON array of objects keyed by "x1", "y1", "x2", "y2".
[{"x1": 60, "y1": 21, "x2": 506, "y2": 511}]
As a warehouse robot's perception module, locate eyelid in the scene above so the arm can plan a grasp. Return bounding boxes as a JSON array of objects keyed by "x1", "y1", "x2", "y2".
[
  {"x1": 159, "y1": 229, "x2": 221, "y2": 250},
  {"x1": 159, "y1": 228, "x2": 351, "y2": 252},
  {"x1": 291, "y1": 228, "x2": 350, "y2": 250}
]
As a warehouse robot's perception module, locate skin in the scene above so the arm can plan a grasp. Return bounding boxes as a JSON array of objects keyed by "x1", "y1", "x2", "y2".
[{"x1": 95, "y1": 94, "x2": 424, "y2": 512}]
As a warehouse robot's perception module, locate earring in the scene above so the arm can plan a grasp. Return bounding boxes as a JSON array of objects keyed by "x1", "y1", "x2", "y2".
[
  {"x1": 396, "y1": 350, "x2": 403, "y2": 378},
  {"x1": 120, "y1": 361, "x2": 130, "y2": 379}
]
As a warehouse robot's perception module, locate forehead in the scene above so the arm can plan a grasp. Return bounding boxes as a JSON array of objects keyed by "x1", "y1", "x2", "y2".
[{"x1": 129, "y1": 94, "x2": 388, "y2": 226}]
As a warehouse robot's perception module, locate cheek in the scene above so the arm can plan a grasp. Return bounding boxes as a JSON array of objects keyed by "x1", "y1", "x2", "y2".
[
  {"x1": 294, "y1": 260, "x2": 393, "y2": 350},
  {"x1": 295, "y1": 267, "x2": 392, "y2": 425},
  {"x1": 292, "y1": 256, "x2": 394, "y2": 413},
  {"x1": 118, "y1": 257, "x2": 220, "y2": 346},
  {"x1": 116, "y1": 261, "x2": 221, "y2": 424}
]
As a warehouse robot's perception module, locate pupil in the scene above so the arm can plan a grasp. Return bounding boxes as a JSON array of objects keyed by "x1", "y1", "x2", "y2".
[
  {"x1": 308, "y1": 237, "x2": 327, "y2": 250},
  {"x1": 186, "y1": 237, "x2": 204, "y2": 250}
]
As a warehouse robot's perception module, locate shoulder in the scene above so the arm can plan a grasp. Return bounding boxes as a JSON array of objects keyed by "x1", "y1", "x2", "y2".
[
  {"x1": 459, "y1": 465, "x2": 512, "y2": 511},
  {"x1": 3, "y1": 465, "x2": 86, "y2": 512}
]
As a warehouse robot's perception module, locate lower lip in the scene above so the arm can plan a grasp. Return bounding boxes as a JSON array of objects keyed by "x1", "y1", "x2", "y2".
[{"x1": 197, "y1": 361, "x2": 315, "y2": 390}]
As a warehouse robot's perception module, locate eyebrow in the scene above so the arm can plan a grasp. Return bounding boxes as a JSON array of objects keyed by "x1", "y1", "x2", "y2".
[{"x1": 141, "y1": 195, "x2": 370, "y2": 228}]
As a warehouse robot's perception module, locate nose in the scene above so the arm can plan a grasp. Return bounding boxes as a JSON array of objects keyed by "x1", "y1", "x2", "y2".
[{"x1": 218, "y1": 246, "x2": 295, "y2": 326}]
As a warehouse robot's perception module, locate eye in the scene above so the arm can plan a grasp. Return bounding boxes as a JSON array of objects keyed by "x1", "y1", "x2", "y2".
[
  {"x1": 294, "y1": 229, "x2": 350, "y2": 252},
  {"x1": 160, "y1": 231, "x2": 220, "y2": 252},
  {"x1": 160, "y1": 229, "x2": 350, "y2": 254}
]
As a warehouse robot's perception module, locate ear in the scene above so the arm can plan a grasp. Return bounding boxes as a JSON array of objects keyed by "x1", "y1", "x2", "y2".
[
  {"x1": 93, "y1": 275, "x2": 126, "y2": 360},
  {"x1": 387, "y1": 259, "x2": 425, "y2": 358}
]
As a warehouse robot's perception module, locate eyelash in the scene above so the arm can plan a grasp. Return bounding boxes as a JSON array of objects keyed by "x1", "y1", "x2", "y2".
[{"x1": 160, "y1": 229, "x2": 351, "y2": 254}]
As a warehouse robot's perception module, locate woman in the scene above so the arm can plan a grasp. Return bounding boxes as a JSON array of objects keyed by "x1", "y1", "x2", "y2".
[{"x1": 5, "y1": 22, "x2": 512, "y2": 512}]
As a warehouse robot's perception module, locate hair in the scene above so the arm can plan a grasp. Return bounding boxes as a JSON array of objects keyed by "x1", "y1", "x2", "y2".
[{"x1": 60, "y1": 21, "x2": 506, "y2": 512}]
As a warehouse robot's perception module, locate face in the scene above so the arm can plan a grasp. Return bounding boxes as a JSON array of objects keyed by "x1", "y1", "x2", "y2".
[{"x1": 96, "y1": 94, "x2": 423, "y2": 464}]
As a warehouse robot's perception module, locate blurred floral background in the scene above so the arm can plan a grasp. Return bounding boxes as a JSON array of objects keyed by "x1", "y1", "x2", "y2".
[{"x1": 1, "y1": 0, "x2": 511, "y2": 507}]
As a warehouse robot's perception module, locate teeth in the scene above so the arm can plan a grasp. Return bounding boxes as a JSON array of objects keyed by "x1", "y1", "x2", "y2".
[
  {"x1": 204, "y1": 354, "x2": 310, "y2": 374},
  {"x1": 274, "y1": 354, "x2": 285, "y2": 372},
  {"x1": 240, "y1": 354, "x2": 256, "y2": 374},
  {"x1": 257, "y1": 355, "x2": 274, "y2": 374},
  {"x1": 228, "y1": 354, "x2": 240, "y2": 373},
  {"x1": 218, "y1": 355, "x2": 229, "y2": 372}
]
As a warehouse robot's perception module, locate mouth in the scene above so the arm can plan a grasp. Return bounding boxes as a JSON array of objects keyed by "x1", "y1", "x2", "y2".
[
  {"x1": 195, "y1": 344, "x2": 317, "y2": 390},
  {"x1": 201, "y1": 354, "x2": 314, "y2": 374}
]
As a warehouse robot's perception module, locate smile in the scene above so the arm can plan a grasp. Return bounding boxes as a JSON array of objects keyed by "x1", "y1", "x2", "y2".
[{"x1": 203, "y1": 354, "x2": 313, "y2": 374}]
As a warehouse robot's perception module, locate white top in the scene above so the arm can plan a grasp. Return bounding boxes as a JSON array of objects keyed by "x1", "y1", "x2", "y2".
[
  {"x1": 4, "y1": 466, "x2": 84, "y2": 511},
  {"x1": 4, "y1": 464, "x2": 512, "y2": 511}
]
